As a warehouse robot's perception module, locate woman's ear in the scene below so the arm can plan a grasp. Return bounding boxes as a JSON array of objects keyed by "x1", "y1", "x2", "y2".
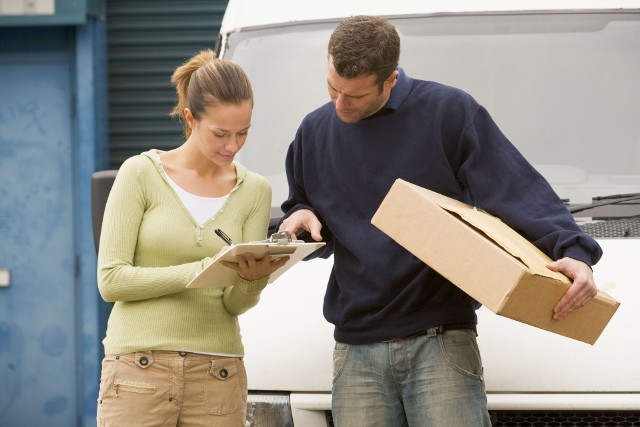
[{"x1": 184, "y1": 108, "x2": 195, "y2": 128}]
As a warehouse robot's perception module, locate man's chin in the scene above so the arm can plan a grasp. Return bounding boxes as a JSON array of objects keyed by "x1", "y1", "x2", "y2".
[{"x1": 337, "y1": 112, "x2": 360, "y2": 124}]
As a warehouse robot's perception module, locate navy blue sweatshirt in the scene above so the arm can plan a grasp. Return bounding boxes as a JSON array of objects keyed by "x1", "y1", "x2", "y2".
[{"x1": 282, "y1": 69, "x2": 603, "y2": 344}]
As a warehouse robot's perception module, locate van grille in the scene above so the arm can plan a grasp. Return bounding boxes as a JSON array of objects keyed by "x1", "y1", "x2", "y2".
[
  {"x1": 579, "y1": 216, "x2": 640, "y2": 238},
  {"x1": 491, "y1": 410, "x2": 640, "y2": 426}
]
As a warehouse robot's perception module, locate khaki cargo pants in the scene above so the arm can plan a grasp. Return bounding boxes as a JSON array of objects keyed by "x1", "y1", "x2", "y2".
[{"x1": 97, "y1": 351, "x2": 247, "y2": 427}]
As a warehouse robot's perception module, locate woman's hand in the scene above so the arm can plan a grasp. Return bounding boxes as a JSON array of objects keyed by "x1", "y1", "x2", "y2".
[{"x1": 220, "y1": 253, "x2": 290, "y2": 282}]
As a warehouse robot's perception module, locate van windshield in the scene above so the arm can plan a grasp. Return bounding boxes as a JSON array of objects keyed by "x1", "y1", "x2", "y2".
[{"x1": 224, "y1": 12, "x2": 640, "y2": 222}]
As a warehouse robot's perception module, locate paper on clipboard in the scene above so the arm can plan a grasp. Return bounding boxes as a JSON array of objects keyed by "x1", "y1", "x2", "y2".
[{"x1": 186, "y1": 240, "x2": 325, "y2": 289}]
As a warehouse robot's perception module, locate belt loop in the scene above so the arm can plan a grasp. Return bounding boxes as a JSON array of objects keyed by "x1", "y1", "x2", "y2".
[{"x1": 426, "y1": 326, "x2": 440, "y2": 337}]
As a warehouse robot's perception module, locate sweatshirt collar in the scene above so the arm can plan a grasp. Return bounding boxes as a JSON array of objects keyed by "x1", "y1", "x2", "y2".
[
  {"x1": 364, "y1": 67, "x2": 411, "y2": 119},
  {"x1": 384, "y1": 67, "x2": 411, "y2": 111}
]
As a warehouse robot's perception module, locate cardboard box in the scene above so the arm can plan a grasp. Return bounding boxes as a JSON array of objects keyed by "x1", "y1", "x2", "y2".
[{"x1": 371, "y1": 179, "x2": 620, "y2": 345}]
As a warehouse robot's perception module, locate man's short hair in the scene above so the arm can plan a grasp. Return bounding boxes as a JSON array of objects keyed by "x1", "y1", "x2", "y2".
[{"x1": 328, "y1": 15, "x2": 400, "y2": 88}]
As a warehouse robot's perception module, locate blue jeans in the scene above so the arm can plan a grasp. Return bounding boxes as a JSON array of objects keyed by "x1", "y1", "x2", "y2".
[{"x1": 331, "y1": 328, "x2": 491, "y2": 427}]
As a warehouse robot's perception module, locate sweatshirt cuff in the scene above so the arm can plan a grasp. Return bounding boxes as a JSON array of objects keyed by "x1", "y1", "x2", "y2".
[
  {"x1": 234, "y1": 276, "x2": 269, "y2": 294},
  {"x1": 562, "y1": 246, "x2": 594, "y2": 268}
]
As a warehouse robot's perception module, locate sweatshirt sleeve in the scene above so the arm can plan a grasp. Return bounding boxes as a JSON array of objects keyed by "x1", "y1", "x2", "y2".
[
  {"x1": 452, "y1": 100, "x2": 602, "y2": 266},
  {"x1": 97, "y1": 157, "x2": 208, "y2": 302},
  {"x1": 280, "y1": 126, "x2": 335, "y2": 259}
]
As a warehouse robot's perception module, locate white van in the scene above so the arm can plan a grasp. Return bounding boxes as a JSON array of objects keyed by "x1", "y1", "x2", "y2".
[{"x1": 216, "y1": 1, "x2": 640, "y2": 425}]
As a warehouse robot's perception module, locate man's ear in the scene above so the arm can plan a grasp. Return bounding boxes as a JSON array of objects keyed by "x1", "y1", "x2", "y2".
[{"x1": 385, "y1": 70, "x2": 399, "y2": 91}]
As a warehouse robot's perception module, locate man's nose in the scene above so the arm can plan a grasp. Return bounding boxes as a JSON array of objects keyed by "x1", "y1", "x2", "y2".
[{"x1": 335, "y1": 93, "x2": 349, "y2": 109}]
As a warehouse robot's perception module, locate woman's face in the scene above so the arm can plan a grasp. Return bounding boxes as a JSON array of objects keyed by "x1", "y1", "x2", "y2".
[{"x1": 186, "y1": 100, "x2": 253, "y2": 167}]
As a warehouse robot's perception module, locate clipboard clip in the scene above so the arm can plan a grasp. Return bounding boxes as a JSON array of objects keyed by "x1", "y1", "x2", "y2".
[{"x1": 269, "y1": 231, "x2": 293, "y2": 244}]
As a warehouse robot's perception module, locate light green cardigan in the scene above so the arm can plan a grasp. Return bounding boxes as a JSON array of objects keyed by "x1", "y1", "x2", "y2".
[{"x1": 98, "y1": 150, "x2": 272, "y2": 356}]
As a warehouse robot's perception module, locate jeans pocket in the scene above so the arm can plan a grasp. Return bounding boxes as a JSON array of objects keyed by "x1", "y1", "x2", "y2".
[
  {"x1": 203, "y1": 358, "x2": 245, "y2": 416},
  {"x1": 332, "y1": 342, "x2": 349, "y2": 384},
  {"x1": 439, "y1": 329, "x2": 484, "y2": 381}
]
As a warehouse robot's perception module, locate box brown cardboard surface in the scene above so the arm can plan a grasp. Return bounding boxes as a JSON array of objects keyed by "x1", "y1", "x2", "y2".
[{"x1": 371, "y1": 179, "x2": 619, "y2": 345}]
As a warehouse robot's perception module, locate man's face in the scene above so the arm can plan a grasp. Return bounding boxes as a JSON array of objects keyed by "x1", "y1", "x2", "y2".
[{"x1": 327, "y1": 57, "x2": 397, "y2": 124}]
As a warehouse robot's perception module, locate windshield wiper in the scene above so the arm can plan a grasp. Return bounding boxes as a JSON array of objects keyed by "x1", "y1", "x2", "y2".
[{"x1": 569, "y1": 192, "x2": 640, "y2": 214}]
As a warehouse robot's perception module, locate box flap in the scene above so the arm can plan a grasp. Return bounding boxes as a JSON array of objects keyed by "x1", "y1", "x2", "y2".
[{"x1": 410, "y1": 183, "x2": 570, "y2": 284}]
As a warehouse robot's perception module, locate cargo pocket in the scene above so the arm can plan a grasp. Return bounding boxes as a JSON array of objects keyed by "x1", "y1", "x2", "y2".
[
  {"x1": 113, "y1": 380, "x2": 156, "y2": 396},
  {"x1": 203, "y1": 358, "x2": 244, "y2": 416}
]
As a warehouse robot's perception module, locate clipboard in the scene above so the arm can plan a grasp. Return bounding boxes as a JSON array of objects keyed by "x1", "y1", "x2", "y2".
[{"x1": 186, "y1": 232, "x2": 325, "y2": 289}]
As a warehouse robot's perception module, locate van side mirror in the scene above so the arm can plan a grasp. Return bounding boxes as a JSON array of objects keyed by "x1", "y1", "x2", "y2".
[{"x1": 91, "y1": 170, "x2": 118, "y2": 254}]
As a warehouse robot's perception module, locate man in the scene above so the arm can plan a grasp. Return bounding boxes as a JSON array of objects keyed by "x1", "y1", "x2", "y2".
[{"x1": 279, "y1": 15, "x2": 602, "y2": 426}]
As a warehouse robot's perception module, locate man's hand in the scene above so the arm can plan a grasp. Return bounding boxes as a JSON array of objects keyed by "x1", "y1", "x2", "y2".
[
  {"x1": 278, "y1": 209, "x2": 323, "y2": 241},
  {"x1": 546, "y1": 257, "x2": 598, "y2": 320}
]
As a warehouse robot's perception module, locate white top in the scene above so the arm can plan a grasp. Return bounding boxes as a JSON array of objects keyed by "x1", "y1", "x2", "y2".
[{"x1": 160, "y1": 160, "x2": 229, "y2": 225}]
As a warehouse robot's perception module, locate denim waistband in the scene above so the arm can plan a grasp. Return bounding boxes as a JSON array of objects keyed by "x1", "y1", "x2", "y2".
[{"x1": 382, "y1": 322, "x2": 477, "y2": 342}]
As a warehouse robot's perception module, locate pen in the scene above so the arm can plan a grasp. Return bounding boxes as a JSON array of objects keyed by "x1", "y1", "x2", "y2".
[{"x1": 215, "y1": 228, "x2": 233, "y2": 246}]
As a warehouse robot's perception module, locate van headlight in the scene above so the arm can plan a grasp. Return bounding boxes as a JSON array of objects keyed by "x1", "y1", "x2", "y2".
[{"x1": 246, "y1": 392, "x2": 294, "y2": 427}]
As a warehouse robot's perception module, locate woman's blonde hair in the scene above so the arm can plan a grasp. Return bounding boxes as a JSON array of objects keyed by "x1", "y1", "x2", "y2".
[{"x1": 170, "y1": 49, "x2": 253, "y2": 138}]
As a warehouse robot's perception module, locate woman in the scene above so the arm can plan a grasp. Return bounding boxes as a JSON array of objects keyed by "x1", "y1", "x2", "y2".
[{"x1": 96, "y1": 49, "x2": 287, "y2": 426}]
